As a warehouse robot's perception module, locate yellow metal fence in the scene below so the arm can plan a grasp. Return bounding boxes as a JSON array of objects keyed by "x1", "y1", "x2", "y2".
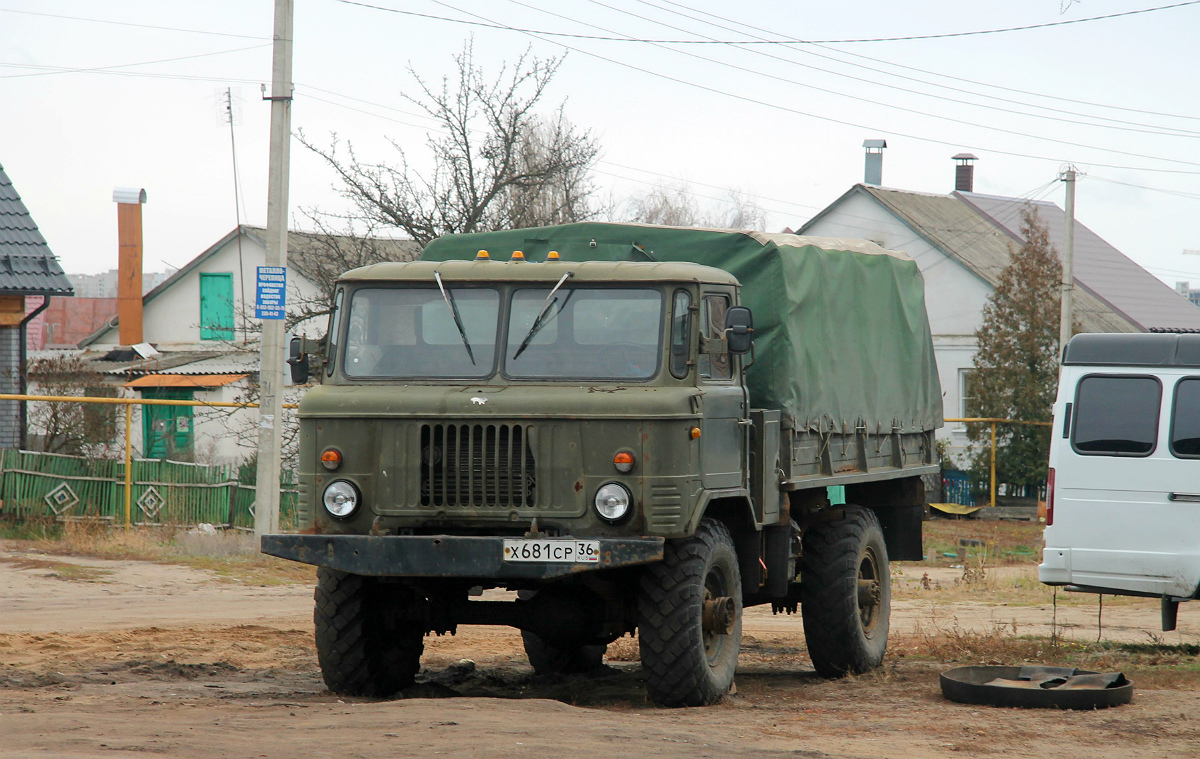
[
  {"x1": 0, "y1": 393, "x2": 297, "y2": 527},
  {"x1": 943, "y1": 417, "x2": 1053, "y2": 508}
]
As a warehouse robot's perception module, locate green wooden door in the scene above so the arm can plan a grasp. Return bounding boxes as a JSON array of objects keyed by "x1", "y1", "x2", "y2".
[
  {"x1": 141, "y1": 388, "x2": 195, "y2": 460},
  {"x1": 200, "y1": 272, "x2": 235, "y2": 340}
]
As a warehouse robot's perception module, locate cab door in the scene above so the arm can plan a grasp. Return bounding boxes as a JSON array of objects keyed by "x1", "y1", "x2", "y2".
[{"x1": 697, "y1": 291, "x2": 745, "y2": 490}]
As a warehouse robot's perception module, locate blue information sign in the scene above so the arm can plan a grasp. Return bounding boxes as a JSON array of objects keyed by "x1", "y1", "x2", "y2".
[{"x1": 255, "y1": 266, "x2": 287, "y2": 319}]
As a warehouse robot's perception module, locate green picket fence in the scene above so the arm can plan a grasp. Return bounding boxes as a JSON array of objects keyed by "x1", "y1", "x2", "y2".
[{"x1": 0, "y1": 450, "x2": 297, "y2": 529}]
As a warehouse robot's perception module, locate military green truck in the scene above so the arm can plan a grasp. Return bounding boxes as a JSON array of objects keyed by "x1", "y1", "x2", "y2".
[{"x1": 263, "y1": 222, "x2": 943, "y2": 707}]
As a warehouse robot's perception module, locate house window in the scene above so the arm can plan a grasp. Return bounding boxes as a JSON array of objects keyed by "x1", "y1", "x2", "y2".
[
  {"x1": 200, "y1": 273, "x2": 235, "y2": 340},
  {"x1": 959, "y1": 369, "x2": 978, "y2": 420}
]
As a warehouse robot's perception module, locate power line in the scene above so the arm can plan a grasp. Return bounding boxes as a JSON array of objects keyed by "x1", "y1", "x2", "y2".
[
  {"x1": 0, "y1": 44, "x2": 271, "y2": 80},
  {"x1": 653, "y1": 0, "x2": 1200, "y2": 124},
  {"x1": 0, "y1": 8, "x2": 271, "y2": 40},
  {"x1": 636, "y1": 0, "x2": 1200, "y2": 137},
  {"x1": 1088, "y1": 175, "x2": 1200, "y2": 201},
  {"x1": 464, "y1": 0, "x2": 1200, "y2": 172},
  {"x1": 330, "y1": 0, "x2": 1200, "y2": 44},
  {"x1": 578, "y1": 0, "x2": 1199, "y2": 142}
]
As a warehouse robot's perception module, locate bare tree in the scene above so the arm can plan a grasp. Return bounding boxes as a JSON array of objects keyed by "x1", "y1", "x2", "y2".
[
  {"x1": 624, "y1": 182, "x2": 766, "y2": 231},
  {"x1": 299, "y1": 40, "x2": 601, "y2": 246},
  {"x1": 287, "y1": 217, "x2": 420, "y2": 303},
  {"x1": 719, "y1": 189, "x2": 766, "y2": 231},
  {"x1": 26, "y1": 355, "x2": 119, "y2": 457},
  {"x1": 626, "y1": 183, "x2": 706, "y2": 227}
]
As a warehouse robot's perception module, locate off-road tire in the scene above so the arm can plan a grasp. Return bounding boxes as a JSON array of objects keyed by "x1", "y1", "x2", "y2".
[
  {"x1": 800, "y1": 505, "x2": 890, "y2": 677},
  {"x1": 638, "y1": 517, "x2": 742, "y2": 707},
  {"x1": 521, "y1": 631, "x2": 606, "y2": 675},
  {"x1": 314, "y1": 568, "x2": 424, "y2": 697}
]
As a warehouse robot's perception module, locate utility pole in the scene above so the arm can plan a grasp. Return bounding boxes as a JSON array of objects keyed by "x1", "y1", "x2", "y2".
[
  {"x1": 255, "y1": 0, "x2": 293, "y2": 541},
  {"x1": 1059, "y1": 167, "x2": 1076, "y2": 360}
]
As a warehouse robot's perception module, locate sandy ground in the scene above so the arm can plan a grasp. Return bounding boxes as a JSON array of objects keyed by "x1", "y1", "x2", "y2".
[{"x1": 1, "y1": 540, "x2": 1198, "y2": 758}]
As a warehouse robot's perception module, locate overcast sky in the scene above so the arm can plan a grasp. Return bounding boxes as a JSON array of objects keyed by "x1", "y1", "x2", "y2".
[{"x1": 2, "y1": 0, "x2": 1198, "y2": 289}]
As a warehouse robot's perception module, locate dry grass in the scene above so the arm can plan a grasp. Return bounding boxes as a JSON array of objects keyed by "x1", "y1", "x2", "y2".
[
  {"x1": 0, "y1": 555, "x2": 114, "y2": 582},
  {"x1": 918, "y1": 517, "x2": 1045, "y2": 566},
  {"x1": 18, "y1": 520, "x2": 314, "y2": 586}
]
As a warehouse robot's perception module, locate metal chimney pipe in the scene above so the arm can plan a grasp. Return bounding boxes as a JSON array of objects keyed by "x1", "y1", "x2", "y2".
[
  {"x1": 113, "y1": 187, "x2": 147, "y2": 346},
  {"x1": 953, "y1": 153, "x2": 978, "y2": 193},
  {"x1": 863, "y1": 139, "x2": 887, "y2": 185}
]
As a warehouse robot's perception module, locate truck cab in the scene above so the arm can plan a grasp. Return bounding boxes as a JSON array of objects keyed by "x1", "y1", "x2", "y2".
[{"x1": 291, "y1": 258, "x2": 750, "y2": 541}]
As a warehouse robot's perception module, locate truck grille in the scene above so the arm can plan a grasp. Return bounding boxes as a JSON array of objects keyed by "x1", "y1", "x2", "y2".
[{"x1": 419, "y1": 423, "x2": 536, "y2": 507}]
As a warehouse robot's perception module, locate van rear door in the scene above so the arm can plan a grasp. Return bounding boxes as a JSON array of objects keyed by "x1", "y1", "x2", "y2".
[{"x1": 1046, "y1": 368, "x2": 1200, "y2": 598}]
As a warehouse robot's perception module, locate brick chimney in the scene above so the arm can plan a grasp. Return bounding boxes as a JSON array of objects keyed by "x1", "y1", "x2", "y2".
[
  {"x1": 953, "y1": 153, "x2": 978, "y2": 193},
  {"x1": 863, "y1": 139, "x2": 887, "y2": 185},
  {"x1": 113, "y1": 187, "x2": 147, "y2": 346}
]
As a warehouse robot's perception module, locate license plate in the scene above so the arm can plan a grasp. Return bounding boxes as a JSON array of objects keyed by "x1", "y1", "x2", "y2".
[{"x1": 503, "y1": 539, "x2": 601, "y2": 563}]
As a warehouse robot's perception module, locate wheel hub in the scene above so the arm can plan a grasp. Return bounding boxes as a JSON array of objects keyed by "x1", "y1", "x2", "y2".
[
  {"x1": 858, "y1": 547, "x2": 882, "y2": 632},
  {"x1": 702, "y1": 594, "x2": 736, "y2": 636}
]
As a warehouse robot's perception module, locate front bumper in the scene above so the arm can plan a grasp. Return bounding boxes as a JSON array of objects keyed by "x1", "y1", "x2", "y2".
[{"x1": 261, "y1": 533, "x2": 666, "y2": 579}]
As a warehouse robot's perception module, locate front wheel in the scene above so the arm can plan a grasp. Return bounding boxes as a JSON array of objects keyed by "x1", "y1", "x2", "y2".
[
  {"x1": 314, "y1": 568, "x2": 424, "y2": 697},
  {"x1": 800, "y1": 505, "x2": 891, "y2": 677},
  {"x1": 638, "y1": 518, "x2": 742, "y2": 707}
]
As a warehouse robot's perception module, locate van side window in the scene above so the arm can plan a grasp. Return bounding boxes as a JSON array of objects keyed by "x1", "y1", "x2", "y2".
[
  {"x1": 1072, "y1": 375, "x2": 1161, "y2": 456},
  {"x1": 1170, "y1": 378, "x2": 1200, "y2": 457}
]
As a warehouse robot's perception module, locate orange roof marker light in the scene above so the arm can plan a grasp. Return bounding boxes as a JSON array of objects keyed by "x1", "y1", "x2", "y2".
[
  {"x1": 547, "y1": 250, "x2": 560, "y2": 260},
  {"x1": 511, "y1": 250, "x2": 525, "y2": 261},
  {"x1": 475, "y1": 249, "x2": 490, "y2": 260}
]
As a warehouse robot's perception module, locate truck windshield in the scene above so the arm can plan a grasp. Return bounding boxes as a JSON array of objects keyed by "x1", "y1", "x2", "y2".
[
  {"x1": 343, "y1": 287, "x2": 500, "y2": 378},
  {"x1": 505, "y1": 288, "x2": 663, "y2": 379}
]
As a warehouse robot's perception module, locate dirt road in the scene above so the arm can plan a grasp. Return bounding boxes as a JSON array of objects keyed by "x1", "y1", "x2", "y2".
[{"x1": 2, "y1": 541, "x2": 1198, "y2": 758}]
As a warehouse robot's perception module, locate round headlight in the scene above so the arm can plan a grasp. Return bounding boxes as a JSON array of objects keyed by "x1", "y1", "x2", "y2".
[
  {"x1": 594, "y1": 482, "x2": 631, "y2": 522},
  {"x1": 323, "y1": 480, "x2": 359, "y2": 519}
]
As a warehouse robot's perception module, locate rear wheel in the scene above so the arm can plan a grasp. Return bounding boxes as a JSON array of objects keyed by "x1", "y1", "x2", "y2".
[
  {"x1": 521, "y1": 631, "x2": 606, "y2": 675},
  {"x1": 638, "y1": 518, "x2": 742, "y2": 707},
  {"x1": 314, "y1": 568, "x2": 424, "y2": 697},
  {"x1": 800, "y1": 505, "x2": 890, "y2": 677}
]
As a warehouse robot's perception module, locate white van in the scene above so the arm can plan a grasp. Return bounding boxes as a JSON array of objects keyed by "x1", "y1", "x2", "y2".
[{"x1": 1039, "y1": 333, "x2": 1200, "y2": 631}]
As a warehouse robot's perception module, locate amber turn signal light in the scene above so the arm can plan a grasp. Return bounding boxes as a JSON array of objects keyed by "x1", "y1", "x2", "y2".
[
  {"x1": 690, "y1": 427, "x2": 701, "y2": 439},
  {"x1": 320, "y1": 448, "x2": 343, "y2": 471},
  {"x1": 613, "y1": 451, "x2": 635, "y2": 473}
]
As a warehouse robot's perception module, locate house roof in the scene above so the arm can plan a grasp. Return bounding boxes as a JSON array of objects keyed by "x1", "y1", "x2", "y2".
[
  {"x1": 957, "y1": 192, "x2": 1200, "y2": 332},
  {"x1": 800, "y1": 184, "x2": 1148, "y2": 333},
  {"x1": 124, "y1": 373, "x2": 247, "y2": 388},
  {"x1": 0, "y1": 163, "x2": 74, "y2": 296}
]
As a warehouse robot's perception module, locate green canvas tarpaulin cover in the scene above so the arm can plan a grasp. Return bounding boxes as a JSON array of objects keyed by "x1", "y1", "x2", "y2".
[{"x1": 421, "y1": 222, "x2": 943, "y2": 433}]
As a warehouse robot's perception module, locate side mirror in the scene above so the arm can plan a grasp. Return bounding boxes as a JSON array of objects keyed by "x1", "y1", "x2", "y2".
[
  {"x1": 724, "y1": 306, "x2": 753, "y2": 355},
  {"x1": 288, "y1": 336, "x2": 310, "y2": 385}
]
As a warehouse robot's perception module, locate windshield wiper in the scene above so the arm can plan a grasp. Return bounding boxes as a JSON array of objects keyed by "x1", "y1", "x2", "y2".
[
  {"x1": 434, "y1": 270, "x2": 475, "y2": 365},
  {"x1": 512, "y1": 272, "x2": 574, "y2": 360}
]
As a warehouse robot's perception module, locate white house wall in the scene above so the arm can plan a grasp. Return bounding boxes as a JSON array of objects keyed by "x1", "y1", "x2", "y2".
[
  {"x1": 89, "y1": 234, "x2": 327, "y2": 348},
  {"x1": 801, "y1": 190, "x2": 993, "y2": 460}
]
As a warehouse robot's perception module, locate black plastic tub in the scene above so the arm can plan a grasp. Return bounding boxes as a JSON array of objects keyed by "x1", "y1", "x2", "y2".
[{"x1": 940, "y1": 665, "x2": 1133, "y2": 710}]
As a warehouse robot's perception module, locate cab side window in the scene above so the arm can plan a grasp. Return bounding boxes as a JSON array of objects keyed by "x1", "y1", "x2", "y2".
[
  {"x1": 669, "y1": 290, "x2": 692, "y2": 379},
  {"x1": 1170, "y1": 378, "x2": 1200, "y2": 457},
  {"x1": 1072, "y1": 375, "x2": 1161, "y2": 456},
  {"x1": 698, "y1": 294, "x2": 732, "y2": 381}
]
